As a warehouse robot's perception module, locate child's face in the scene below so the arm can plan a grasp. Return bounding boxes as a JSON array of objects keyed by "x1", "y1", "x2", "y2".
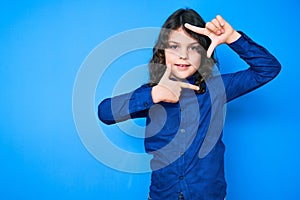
[{"x1": 165, "y1": 27, "x2": 202, "y2": 80}]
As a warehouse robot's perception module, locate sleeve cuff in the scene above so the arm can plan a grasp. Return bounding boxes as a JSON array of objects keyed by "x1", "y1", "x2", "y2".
[
  {"x1": 228, "y1": 31, "x2": 257, "y2": 54},
  {"x1": 129, "y1": 84, "x2": 154, "y2": 112}
]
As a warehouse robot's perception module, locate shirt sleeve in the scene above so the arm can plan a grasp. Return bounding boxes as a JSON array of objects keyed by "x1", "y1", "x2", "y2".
[
  {"x1": 222, "y1": 31, "x2": 281, "y2": 102},
  {"x1": 98, "y1": 84, "x2": 154, "y2": 125}
]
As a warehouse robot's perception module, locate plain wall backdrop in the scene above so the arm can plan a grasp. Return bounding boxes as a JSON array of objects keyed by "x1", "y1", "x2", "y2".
[{"x1": 1, "y1": 0, "x2": 299, "y2": 199}]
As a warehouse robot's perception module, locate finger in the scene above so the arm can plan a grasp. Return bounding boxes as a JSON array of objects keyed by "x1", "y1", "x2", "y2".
[
  {"x1": 216, "y1": 15, "x2": 225, "y2": 26},
  {"x1": 206, "y1": 41, "x2": 218, "y2": 58},
  {"x1": 216, "y1": 15, "x2": 225, "y2": 33},
  {"x1": 184, "y1": 23, "x2": 206, "y2": 36},
  {"x1": 205, "y1": 22, "x2": 220, "y2": 34},
  {"x1": 211, "y1": 19, "x2": 222, "y2": 35},
  {"x1": 178, "y1": 81, "x2": 200, "y2": 91},
  {"x1": 162, "y1": 64, "x2": 172, "y2": 79}
]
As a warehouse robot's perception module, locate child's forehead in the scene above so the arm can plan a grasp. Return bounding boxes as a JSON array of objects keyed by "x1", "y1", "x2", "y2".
[{"x1": 168, "y1": 28, "x2": 198, "y2": 44}]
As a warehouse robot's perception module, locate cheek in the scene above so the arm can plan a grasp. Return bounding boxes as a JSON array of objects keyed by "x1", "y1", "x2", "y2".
[
  {"x1": 191, "y1": 54, "x2": 201, "y2": 69},
  {"x1": 165, "y1": 51, "x2": 176, "y2": 64}
]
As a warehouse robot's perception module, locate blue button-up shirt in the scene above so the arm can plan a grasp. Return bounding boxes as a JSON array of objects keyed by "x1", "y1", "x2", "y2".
[{"x1": 98, "y1": 32, "x2": 281, "y2": 200}]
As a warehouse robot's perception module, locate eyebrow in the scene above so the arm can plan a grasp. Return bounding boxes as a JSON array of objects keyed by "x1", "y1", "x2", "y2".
[{"x1": 168, "y1": 40, "x2": 200, "y2": 45}]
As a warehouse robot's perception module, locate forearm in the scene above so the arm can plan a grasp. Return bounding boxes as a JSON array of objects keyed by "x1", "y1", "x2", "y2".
[
  {"x1": 226, "y1": 30, "x2": 241, "y2": 44},
  {"x1": 222, "y1": 32, "x2": 281, "y2": 102},
  {"x1": 98, "y1": 84, "x2": 154, "y2": 125},
  {"x1": 228, "y1": 31, "x2": 281, "y2": 81}
]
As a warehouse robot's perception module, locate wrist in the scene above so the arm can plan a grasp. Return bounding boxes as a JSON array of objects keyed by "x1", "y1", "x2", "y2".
[
  {"x1": 226, "y1": 31, "x2": 241, "y2": 44},
  {"x1": 151, "y1": 86, "x2": 161, "y2": 103}
]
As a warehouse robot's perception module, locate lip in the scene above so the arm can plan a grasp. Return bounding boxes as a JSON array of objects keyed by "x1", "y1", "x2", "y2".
[{"x1": 175, "y1": 64, "x2": 191, "y2": 70}]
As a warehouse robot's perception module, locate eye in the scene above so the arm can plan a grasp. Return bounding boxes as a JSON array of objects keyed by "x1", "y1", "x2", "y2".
[
  {"x1": 168, "y1": 44, "x2": 178, "y2": 50},
  {"x1": 189, "y1": 45, "x2": 200, "y2": 51}
]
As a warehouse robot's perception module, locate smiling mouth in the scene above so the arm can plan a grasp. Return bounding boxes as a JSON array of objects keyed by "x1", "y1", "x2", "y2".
[{"x1": 175, "y1": 64, "x2": 191, "y2": 69}]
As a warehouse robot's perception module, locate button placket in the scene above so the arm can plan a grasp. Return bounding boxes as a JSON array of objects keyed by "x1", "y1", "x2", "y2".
[{"x1": 178, "y1": 103, "x2": 188, "y2": 181}]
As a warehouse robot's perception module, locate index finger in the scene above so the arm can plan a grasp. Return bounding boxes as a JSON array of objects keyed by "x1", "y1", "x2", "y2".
[
  {"x1": 178, "y1": 81, "x2": 200, "y2": 91},
  {"x1": 184, "y1": 23, "x2": 207, "y2": 36}
]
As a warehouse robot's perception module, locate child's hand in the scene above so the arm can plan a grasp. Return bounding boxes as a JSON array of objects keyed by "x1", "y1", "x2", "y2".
[
  {"x1": 184, "y1": 15, "x2": 241, "y2": 58},
  {"x1": 151, "y1": 64, "x2": 199, "y2": 103}
]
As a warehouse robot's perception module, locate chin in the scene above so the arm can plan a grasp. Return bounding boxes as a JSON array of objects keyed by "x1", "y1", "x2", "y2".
[
  {"x1": 174, "y1": 74, "x2": 191, "y2": 80},
  {"x1": 172, "y1": 70, "x2": 197, "y2": 80}
]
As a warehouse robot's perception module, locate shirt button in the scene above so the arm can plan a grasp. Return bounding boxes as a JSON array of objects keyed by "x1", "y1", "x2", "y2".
[
  {"x1": 180, "y1": 152, "x2": 184, "y2": 156},
  {"x1": 143, "y1": 102, "x2": 148, "y2": 107},
  {"x1": 180, "y1": 129, "x2": 185, "y2": 133},
  {"x1": 179, "y1": 176, "x2": 184, "y2": 180},
  {"x1": 180, "y1": 108, "x2": 184, "y2": 112}
]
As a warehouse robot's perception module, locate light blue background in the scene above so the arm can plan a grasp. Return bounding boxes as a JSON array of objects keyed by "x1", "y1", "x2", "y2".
[{"x1": 1, "y1": 0, "x2": 299, "y2": 199}]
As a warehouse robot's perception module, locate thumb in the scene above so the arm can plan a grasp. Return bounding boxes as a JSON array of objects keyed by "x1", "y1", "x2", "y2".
[
  {"x1": 206, "y1": 41, "x2": 217, "y2": 58},
  {"x1": 162, "y1": 64, "x2": 172, "y2": 80}
]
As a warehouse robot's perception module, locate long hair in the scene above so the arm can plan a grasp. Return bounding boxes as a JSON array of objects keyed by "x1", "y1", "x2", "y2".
[{"x1": 148, "y1": 8, "x2": 217, "y2": 93}]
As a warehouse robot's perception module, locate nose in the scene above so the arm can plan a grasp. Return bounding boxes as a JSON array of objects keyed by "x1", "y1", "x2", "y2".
[{"x1": 179, "y1": 49, "x2": 188, "y2": 60}]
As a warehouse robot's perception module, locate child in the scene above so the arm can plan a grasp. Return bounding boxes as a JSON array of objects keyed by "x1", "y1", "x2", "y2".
[{"x1": 98, "y1": 8, "x2": 281, "y2": 200}]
